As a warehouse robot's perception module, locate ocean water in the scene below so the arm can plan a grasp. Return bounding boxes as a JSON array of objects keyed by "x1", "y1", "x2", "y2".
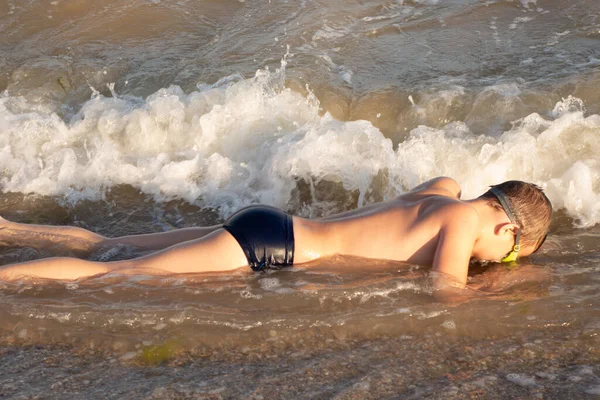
[{"x1": 1, "y1": 0, "x2": 600, "y2": 398}]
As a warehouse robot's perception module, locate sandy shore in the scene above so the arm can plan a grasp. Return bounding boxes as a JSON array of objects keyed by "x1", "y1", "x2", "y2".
[{"x1": 2, "y1": 330, "x2": 600, "y2": 399}]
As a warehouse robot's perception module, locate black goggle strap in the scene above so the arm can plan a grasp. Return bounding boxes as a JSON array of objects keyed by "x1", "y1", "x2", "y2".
[{"x1": 489, "y1": 187, "x2": 521, "y2": 262}]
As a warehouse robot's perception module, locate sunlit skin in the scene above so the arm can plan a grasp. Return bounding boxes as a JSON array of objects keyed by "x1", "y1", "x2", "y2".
[{"x1": 0, "y1": 177, "x2": 533, "y2": 294}]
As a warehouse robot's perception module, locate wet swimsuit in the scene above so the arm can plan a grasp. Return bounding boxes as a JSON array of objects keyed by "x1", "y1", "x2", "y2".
[{"x1": 223, "y1": 205, "x2": 294, "y2": 271}]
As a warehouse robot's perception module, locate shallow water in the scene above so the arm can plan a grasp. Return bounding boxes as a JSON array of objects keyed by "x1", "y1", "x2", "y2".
[{"x1": 1, "y1": 0, "x2": 600, "y2": 397}]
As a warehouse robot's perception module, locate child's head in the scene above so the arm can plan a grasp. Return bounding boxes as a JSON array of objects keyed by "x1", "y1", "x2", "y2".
[{"x1": 480, "y1": 181, "x2": 552, "y2": 255}]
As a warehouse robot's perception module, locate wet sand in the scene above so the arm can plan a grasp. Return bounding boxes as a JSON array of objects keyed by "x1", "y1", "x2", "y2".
[{"x1": 3, "y1": 329, "x2": 600, "y2": 399}]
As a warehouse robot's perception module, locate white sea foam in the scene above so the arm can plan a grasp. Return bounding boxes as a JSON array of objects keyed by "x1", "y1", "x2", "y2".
[
  {"x1": 1, "y1": 66, "x2": 599, "y2": 226},
  {"x1": 352, "y1": 282, "x2": 421, "y2": 303}
]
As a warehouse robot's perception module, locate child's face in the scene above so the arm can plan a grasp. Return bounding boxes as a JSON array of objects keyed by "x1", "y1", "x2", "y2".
[
  {"x1": 473, "y1": 245, "x2": 512, "y2": 263},
  {"x1": 473, "y1": 236, "x2": 535, "y2": 263},
  {"x1": 472, "y1": 232, "x2": 518, "y2": 262}
]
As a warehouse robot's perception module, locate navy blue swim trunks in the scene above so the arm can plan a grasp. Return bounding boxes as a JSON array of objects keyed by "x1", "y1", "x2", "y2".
[{"x1": 223, "y1": 205, "x2": 294, "y2": 271}]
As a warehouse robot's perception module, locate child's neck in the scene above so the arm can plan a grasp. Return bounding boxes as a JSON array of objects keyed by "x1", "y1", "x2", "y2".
[{"x1": 465, "y1": 198, "x2": 502, "y2": 243}]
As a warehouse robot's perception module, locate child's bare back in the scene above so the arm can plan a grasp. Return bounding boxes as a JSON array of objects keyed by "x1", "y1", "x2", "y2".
[
  {"x1": 294, "y1": 176, "x2": 550, "y2": 286},
  {"x1": 293, "y1": 177, "x2": 465, "y2": 265}
]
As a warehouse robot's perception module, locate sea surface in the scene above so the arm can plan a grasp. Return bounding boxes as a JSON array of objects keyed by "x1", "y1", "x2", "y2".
[{"x1": 1, "y1": 0, "x2": 600, "y2": 398}]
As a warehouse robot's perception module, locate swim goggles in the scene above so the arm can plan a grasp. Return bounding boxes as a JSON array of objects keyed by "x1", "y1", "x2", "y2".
[{"x1": 489, "y1": 187, "x2": 521, "y2": 263}]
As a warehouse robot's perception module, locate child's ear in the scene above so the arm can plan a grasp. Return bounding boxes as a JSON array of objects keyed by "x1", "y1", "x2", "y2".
[{"x1": 497, "y1": 223, "x2": 519, "y2": 236}]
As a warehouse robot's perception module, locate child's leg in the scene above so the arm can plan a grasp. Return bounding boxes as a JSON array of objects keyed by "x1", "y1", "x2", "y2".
[
  {"x1": 101, "y1": 226, "x2": 222, "y2": 251},
  {"x1": 0, "y1": 217, "x2": 222, "y2": 256},
  {"x1": 0, "y1": 256, "x2": 110, "y2": 281},
  {"x1": 0, "y1": 229, "x2": 248, "y2": 281},
  {"x1": 0, "y1": 217, "x2": 105, "y2": 255},
  {"x1": 116, "y1": 228, "x2": 247, "y2": 274}
]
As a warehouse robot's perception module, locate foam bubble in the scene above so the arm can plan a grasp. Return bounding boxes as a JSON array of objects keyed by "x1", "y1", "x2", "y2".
[
  {"x1": 352, "y1": 282, "x2": 421, "y2": 303},
  {"x1": 520, "y1": 0, "x2": 537, "y2": 10},
  {"x1": 259, "y1": 278, "x2": 281, "y2": 291},
  {"x1": 506, "y1": 373, "x2": 537, "y2": 387},
  {"x1": 441, "y1": 320, "x2": 456, "y2": 330}
]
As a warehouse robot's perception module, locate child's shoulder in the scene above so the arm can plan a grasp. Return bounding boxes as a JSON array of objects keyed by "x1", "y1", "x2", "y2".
[
  {"x1": 414, "y1": 194, "x2": 477, "y2": 223},
  {"x1": 405, "y1": 188, "x2": 478, "y2": 230},
  {"x1": 409, "y1": 177, "x2": 462, "y2": 198}
]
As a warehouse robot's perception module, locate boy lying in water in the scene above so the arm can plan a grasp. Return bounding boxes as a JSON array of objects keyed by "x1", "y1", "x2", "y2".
[{"x1": 0, "y1": 177, "x2": 552, "y2": 293}]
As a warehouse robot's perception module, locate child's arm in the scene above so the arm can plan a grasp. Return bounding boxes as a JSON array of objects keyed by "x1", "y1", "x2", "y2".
[{"x1": 430, "y1": 203, "x2": 479, "y2": 299}]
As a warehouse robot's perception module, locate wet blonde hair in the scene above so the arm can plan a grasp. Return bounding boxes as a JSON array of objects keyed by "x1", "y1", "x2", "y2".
[{"x1": 480, "y1": 181, "x2": 552, "y2": 252}]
